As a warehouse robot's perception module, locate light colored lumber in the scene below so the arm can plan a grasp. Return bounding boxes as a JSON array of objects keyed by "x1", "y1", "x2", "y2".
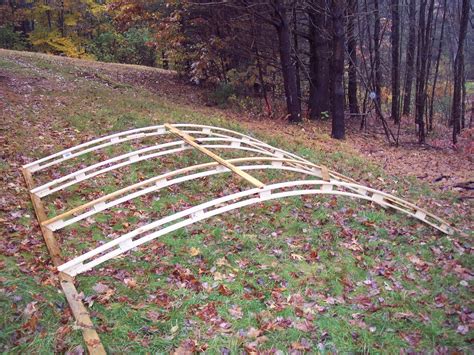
[
  {"x1": 40, "y1": 154, "x2": 455, "y2": 237},
  {"x1": 165, "y1": 123, "x2": 265, "y2": 188},
  {"x1": 41, "y1": 157, "x2": 317, "y2": 228},
  {"x1": 31, "y1": 140, "x2": 275, "y2": 197},
  {"x1": 21, "y1": 168, "x2": 106, "y2": 355},
  {"x1": 58, "y1": 178, "x2": 456, "y2": 276},
  {"x1": 42, "y1": 160, "x2": 327, "y2": 230},
  {"x1": 321, "y1": 166, "x2": 330, "y2": 181}
]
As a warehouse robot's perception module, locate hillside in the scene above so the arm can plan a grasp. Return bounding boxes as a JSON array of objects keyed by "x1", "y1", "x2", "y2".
[{"x1": 0, "y1": 49, "x2": 472, "y2": 353}]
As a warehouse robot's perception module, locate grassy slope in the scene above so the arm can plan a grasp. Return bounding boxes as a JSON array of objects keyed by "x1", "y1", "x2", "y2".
[{"x1": 0, "y1": 50, "x2": 472, "y2": 353}]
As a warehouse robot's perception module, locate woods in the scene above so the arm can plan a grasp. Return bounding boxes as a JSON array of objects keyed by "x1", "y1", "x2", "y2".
[{"x1": 0, "y1": 0, "x2": 472, "y2": 143}]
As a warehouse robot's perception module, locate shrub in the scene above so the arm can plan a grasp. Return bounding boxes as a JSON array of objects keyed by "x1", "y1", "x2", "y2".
[
  {"x1": 209, "y1": 82, "x2": 236, "y2": 107},
  {"x1": 88, "y1": 28, "x2": 156, "y2": 66},
  {"x1": 0, "y1": 26, "x2": 27, "y2": 50},
  {"x1": 88, "y1": 31, "x2": 122, "y2": 62}
]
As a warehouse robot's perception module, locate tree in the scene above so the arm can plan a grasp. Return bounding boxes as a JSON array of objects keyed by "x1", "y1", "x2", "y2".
[
  {"x1": 373, "y1": 0, "x2": 382, "y2": 116},
  {"x1": 390, "y1": 0, "x2": 400, "y2": 123},
  {"x1": 451, "y1": 0, "x2": 470, "y2": 144},
  {"x1": 346, "y1": 0, "x2": 359, "y2": 115},
  {"x1": 272, "y1": 0, "x2": 302, "y2": 122},
  {"x1": 402, "y1": 0, "x2": 417, "y2": 116},
  {"x1": 428, "y1": 0, "x2": 447, "y2": 131},
  {"x1": 414, "y1": 0, "x2": 435, "y2": 144},
  {"x1": 308, "y1": 0, "x2": 331, "y2": 120},
  {"x1": 330, "y1": 0, "x2": 345, "y2": 139}
]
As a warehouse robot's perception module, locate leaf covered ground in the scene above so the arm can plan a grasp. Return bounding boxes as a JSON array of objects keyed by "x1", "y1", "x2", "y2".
[{"x1": 0, "y1": 49, "x2": 472, "y2": 353}]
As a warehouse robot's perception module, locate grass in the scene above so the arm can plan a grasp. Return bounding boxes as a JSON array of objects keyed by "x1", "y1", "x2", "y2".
[
  {"x1": 0, "y1": 50, "x2": 472, "y2": 353},
  {"x1": 466, "y1": 81, "x2": 474, "y2": 95}
]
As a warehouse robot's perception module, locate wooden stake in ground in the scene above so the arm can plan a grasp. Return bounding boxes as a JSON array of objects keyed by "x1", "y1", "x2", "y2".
[{"x1": 21, "y1": 168, "x2": 106, "y2": 355}]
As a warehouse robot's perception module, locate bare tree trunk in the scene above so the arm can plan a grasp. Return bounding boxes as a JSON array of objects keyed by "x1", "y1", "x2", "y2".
[
  {"x1": 347, "y1": 0, "x2": 359, "y2": 115},
  {"x1": 58, "y1": 0, "x2": 65, "y2": 36},
  {"x1": 45, "y1": 0, "x2": 52, "y2": 30},
  {"x1": 308, "y1": 0, "x2": 331, "y2": 120},
  {"x1": 251, "y1": 15, "x2": 272, "y2": 116},
  {"x1": 415, "y1": 0, "x2": 434, "y2": 144},
  {"x1": 308, "y1": 0, "x2": 330, "y2": 120},
  {"x1": 273, "y1": 0, "x2": 302, "y2": 122},
  {"x1": 373, "y1": 0, "x2": 382, "y2": 118},
  {"x1": 390, "y1": 0, "x2": 400, "y2": 123},
  {"x1": 292, "y1": 5, "x2": 302, "y2": 102},
  {"x1": 428, "y1": 0, "x2": 447, "y2": 131},
  {"x1": 461, "y1": 61, "x2": 466, "y2": 129},
  {"x1": 402, "y1": 0, "x2": 417, "y2": 116},
  {"x1": 452, "y1": 0, "x2": 469, "y2": 143},
  {"x1": 330, "y1": 0, "x2": 345, "y2": 139}
]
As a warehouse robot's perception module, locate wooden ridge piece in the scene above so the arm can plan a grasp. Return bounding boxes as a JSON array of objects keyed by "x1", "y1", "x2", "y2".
[
  {"x1": 321, "y1": 166, "x2": 330, "y2": 181},
  {"x1": 21, "y1": 168, "x2": 106, "y2": 355},
  {"x1": 164, "y1": 123, "x2": 265, "y2": 188}
]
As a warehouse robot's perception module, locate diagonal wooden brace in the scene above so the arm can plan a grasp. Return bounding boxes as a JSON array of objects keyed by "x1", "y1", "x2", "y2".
[{"x1": 164, "y1": 123, "x2": 265, "y2": 188}]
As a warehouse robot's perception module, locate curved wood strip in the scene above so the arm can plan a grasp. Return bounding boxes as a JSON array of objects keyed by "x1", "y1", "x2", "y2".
[
  {"x1": 23, "y1": 125, "x2": 278, "y2": 172},
  {"x1": 31, "y1": 141, "x2": 276, "y2": 197},
  {"x1": 57, "y1": 179, "x2": 455, "y2": 276},
  {"x1": 43, "y1": 160, "x2": 323, "y2": 230}
]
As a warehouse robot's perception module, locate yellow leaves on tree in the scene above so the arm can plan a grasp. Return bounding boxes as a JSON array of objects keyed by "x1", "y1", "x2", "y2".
[{"x1": 30, "y1": 32, "x2": 92, "y2": 59}]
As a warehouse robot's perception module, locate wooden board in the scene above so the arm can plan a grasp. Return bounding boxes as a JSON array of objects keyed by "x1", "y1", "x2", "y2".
[
  {"x1": 21, "y1": 168, "x2": 106, "y2": 355},
  {"x1": 165, "y1": 123, "x2": 265, "y2": 188}
]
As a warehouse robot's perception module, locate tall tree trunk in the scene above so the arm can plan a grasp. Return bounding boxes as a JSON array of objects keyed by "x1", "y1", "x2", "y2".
[
  {"x1": 45, "y1": 0, "x2": 52, "y2": 31},
  {"x1": 452, "y1": 0, "x2": 470, "y2": 143},
  {"x1": 308, "y1": 0, "x2": 331, "y2": 120},
  {"x1": 390, "y1": 0, "x2": 400, "y2": 123},
  {"x1": 402, "y1": 0, "x2": 416, "y2": 116},
  {"x1": 461, "y1": 61, "x2": 466, "y2": 129},
  {"x1": 428, "y1": 0, "x2": 447, "y2": 131},
  {"x1": 347, "y1": 0, "x2": 359, "y2": 115},
  {"x1": 330, "y1": 0, "x2": 345, "y2": 139},
  {"x1": 415, "y1": 0, "x2": 434, "y2": 144},
  {"x1": 423, "y1": 1, "x2": 439, "y2": 132},
  {"x1": 273, "y1": 0, "x2": 302, "y2": 122},
  {"x1": 292, "y1": 5, "x2": 302, "y2": 102},
  {"x1": 251, "y1": 15, "x2": 272, "y2": 116},
  {"x1": 373, "y1": 0, "x2": 382, "y2": 118}
]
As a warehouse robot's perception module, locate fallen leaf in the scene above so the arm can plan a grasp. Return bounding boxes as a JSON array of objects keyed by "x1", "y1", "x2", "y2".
[
  {"x1": 66, "y1": 345, "x2": 85, "y2": 355},
  {"x1": 218, "y1": 284, "x2": 232, "y2": 296},
  {"x1": 247, "y1": 327, "x2": 261, "y2": 338},
  {"x1": 456, "y1": 324, "x2": 469, "y2": 335},
  {"x1": 22, "y1": 301, "x2": 38, "y2": 320},
  {"x1": 92, "y1": 283, "x2": 110, "y2": 294},
  {"x1": 189, "y1": 247, "x2": 201, "y2": 256},
  {"x1": 228, "y1": 305, "x2": 243, "y2": 319},
  {"x1": 291, "y1": 253, "x2": 305, "y2": 261},
  {"x1": 124, "y1": 278, "x2": 137, "y2": 288}
]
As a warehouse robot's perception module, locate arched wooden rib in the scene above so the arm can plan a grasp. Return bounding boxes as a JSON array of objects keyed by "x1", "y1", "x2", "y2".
[
  {"x1": 41, "y1": 156, "x2": 454, "y2": 235},
  {"x1": 24, "y1": 124, "x2": 357, "y2": 200},
  {"x1": 22, "y1": 124, "x2": 305, "y2": 173},
  {"x1": 40, "y1": 157, "x2": 372, "y2": 230},
  {"x1": 30, "y1": 138, "x2": 281, "y2": 197},
  {"x1": 57, "y1": 179, "x2": 455, "y2": 276},
  {"x1": 42, "y1": 159, "x2": 324, "y2": 230},
  {"x1": 22, "y1": 123, "x2": 356, "y2": 185}
]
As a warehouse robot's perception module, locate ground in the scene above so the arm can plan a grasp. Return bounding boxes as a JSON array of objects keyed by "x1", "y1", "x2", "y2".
[{"x1": 0, "y1": 49, "x2": 472, "y2": 353}]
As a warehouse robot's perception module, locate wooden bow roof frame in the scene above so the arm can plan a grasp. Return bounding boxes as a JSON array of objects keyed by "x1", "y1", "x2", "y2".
[{"x1": 21, "y1": 123, "x2": 457, "y2": 353}]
